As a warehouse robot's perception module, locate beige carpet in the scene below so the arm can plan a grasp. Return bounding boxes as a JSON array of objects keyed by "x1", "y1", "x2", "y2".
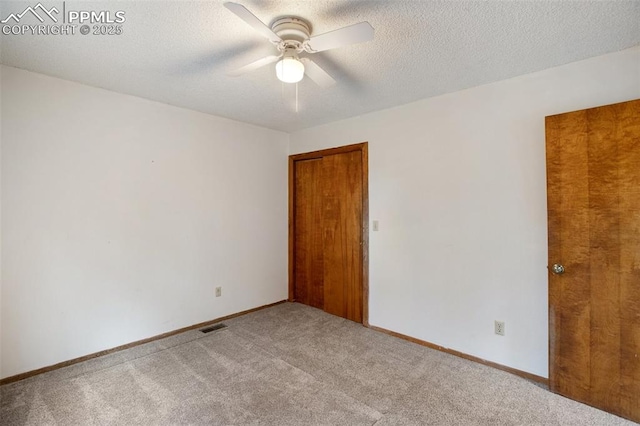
[{"x1": 1, "y1": 302, "x2": 635, "y2": 425}]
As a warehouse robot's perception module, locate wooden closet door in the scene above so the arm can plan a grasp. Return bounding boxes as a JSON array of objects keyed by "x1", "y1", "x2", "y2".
[
  {"x1": 546, "y1": 99, "x2": 640, "y2": 422},
  {"x1": 290, "y1": 144, "x2": 367, "y2": 324},
  {"x1": 322, "y1": 151, "x2": 363, "y2": 323},
  {"x1": 294, "y1": 158, "x2": 324, "y2": 309}
]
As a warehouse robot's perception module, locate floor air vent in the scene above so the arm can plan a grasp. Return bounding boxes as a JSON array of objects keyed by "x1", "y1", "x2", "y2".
[{"x1": 200, "y1": 323, "x2": 227, "y2": 333}]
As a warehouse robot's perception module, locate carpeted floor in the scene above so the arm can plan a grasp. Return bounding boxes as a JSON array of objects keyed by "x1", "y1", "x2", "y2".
[{"x1": 1, "y1": 302, "x2": 635, "y2": 425}]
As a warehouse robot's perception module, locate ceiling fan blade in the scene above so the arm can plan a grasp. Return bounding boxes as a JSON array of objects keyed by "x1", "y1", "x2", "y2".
[
  {"x1": 300, "y1": 58, "x2": 336, "y2": 88},
  {"x1": 227, "y1": 55, "x2": 281, "y2": 77},
  {"x1": 305, "y1": 22, "x2": 374, "y2": 53},
  {"x1": 224, "y1": 2, "x2": 281, "y2": 43}
]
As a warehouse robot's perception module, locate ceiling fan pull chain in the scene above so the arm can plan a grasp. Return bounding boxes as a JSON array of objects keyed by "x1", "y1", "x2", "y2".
[{"x1": 296, "y1": 82, "x2": 299, "y2": 113}]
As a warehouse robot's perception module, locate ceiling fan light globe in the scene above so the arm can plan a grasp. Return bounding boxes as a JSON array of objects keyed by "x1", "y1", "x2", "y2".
[{"x1": 276, "y1": 57, "x2": 305, "y2": 83}]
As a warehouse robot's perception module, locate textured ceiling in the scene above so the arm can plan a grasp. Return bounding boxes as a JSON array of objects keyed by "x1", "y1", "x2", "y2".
[{"x1": 1, "y1": 1, "x2": 639, "y2": 132}]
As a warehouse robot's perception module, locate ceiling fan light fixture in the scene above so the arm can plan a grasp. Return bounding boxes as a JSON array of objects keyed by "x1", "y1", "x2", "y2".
[{"x1": 276, "y1": 57, "x2": 305, "y2": 83}]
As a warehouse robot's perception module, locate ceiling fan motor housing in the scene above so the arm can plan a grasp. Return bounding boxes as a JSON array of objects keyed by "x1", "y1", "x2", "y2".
[{"x1": 271, "y1": 17, "x2": 311, "y2": 48}]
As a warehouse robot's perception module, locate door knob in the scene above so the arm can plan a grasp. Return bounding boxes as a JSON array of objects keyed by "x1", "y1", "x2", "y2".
[{"x1": 551, "y1": 264, "x2": 565, "y2": 275}]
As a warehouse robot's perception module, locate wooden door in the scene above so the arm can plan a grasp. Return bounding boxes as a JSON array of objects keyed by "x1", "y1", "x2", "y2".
[
  {"x1": 546, "y1": 99, "x2": 640, "y2": 422},
  {"x1": 290, "y1": 143, "x2": 368, "y2": 324},
  {"x1": 294, "y1": 158, "x2": 324, "y2": 309},
  {"x1": 321, "y1": 151, "x2": 364, "y2": 321}
]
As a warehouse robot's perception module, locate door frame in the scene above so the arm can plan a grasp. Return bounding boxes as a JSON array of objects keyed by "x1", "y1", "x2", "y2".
[{"x1": 288, "y1": 142, "x2": 369, "y2": 325}]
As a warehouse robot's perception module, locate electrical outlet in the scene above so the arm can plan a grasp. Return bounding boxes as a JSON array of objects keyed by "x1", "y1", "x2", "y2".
[
  {"x1": 495, "y1": 320, "x2": 505, "y2": 336},
  {"x1": 215, "y1": 287, "x2": 222, "y2": 297}
]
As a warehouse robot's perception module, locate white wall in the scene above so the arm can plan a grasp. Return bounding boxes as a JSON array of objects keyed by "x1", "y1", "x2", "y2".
[
  {"x1": 290, "y1": 47, "x2": 640, "y2": 378},
  {"x1": 2, "y1": 47, "x2": 639, "y2": 381},
  {"x1": 0, "y1": 66, "x2": 289, "y2": 379}
]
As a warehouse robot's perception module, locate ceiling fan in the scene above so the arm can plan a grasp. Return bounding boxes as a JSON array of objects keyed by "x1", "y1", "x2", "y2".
[{"x1": 224, "y1": 2, "x2": 375, "y2": 88}]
